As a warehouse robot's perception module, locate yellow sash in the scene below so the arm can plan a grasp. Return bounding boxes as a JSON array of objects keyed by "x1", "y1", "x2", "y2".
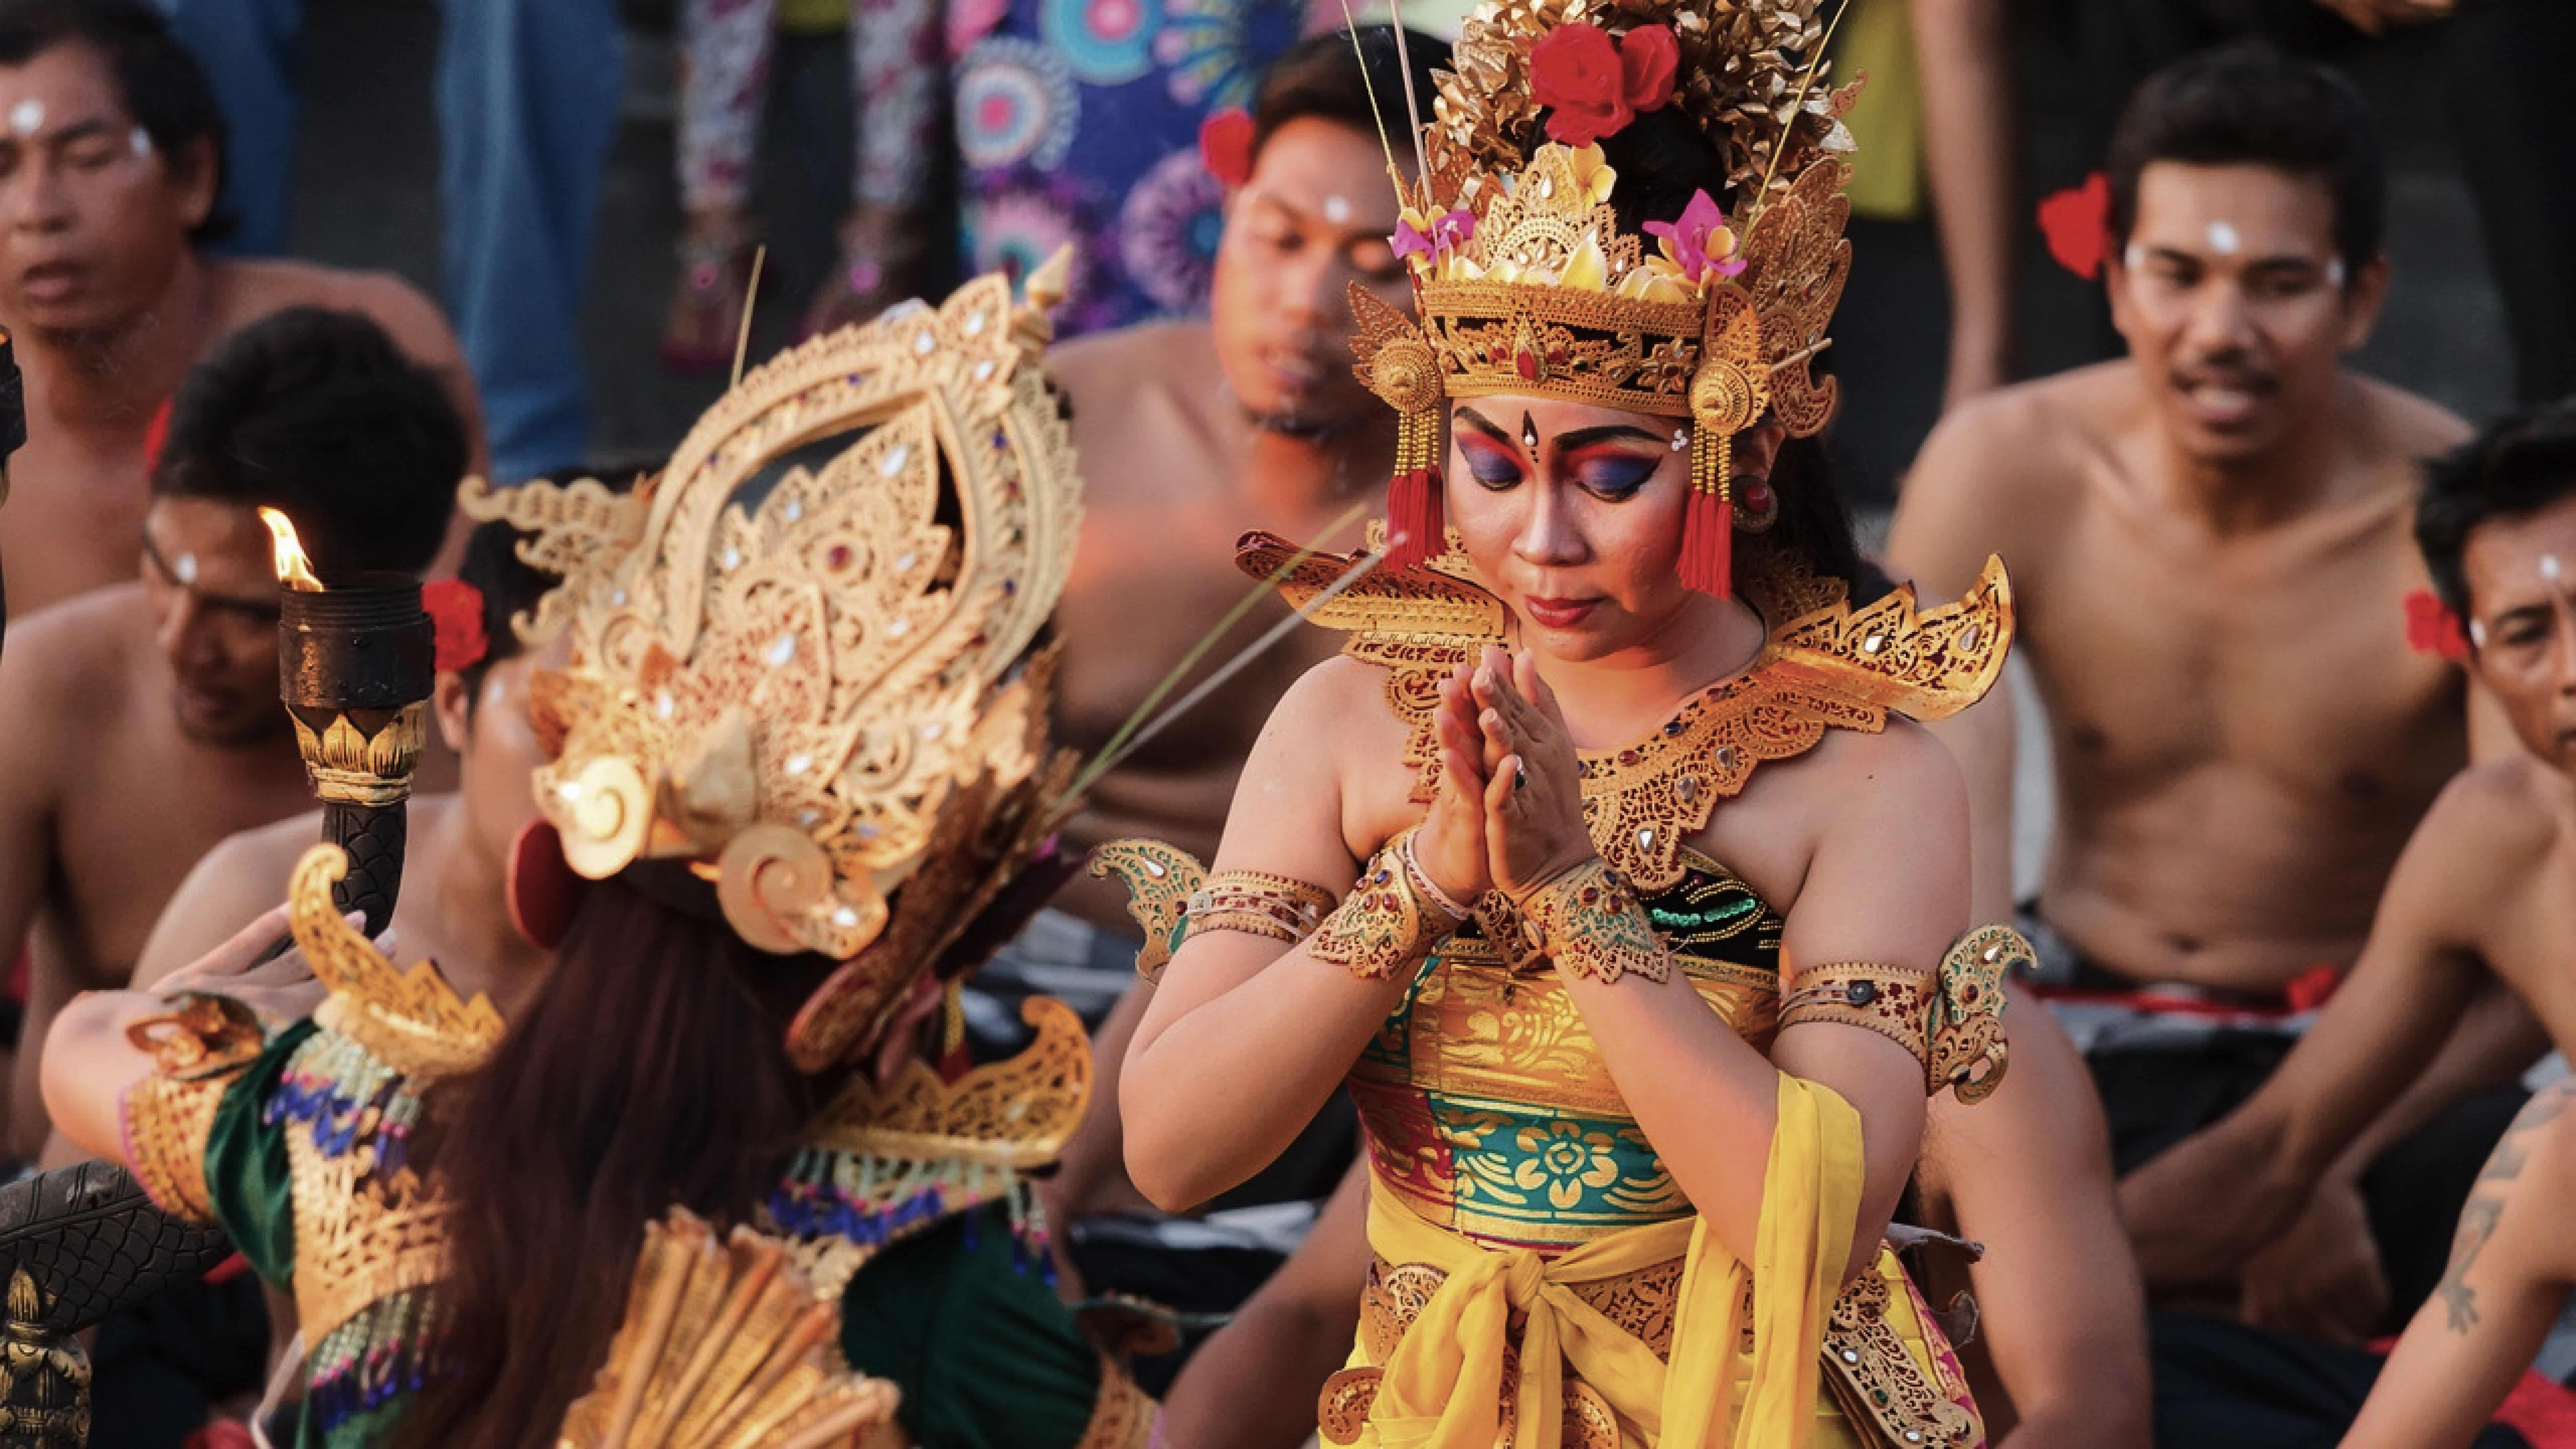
[{"x1": 1355, "y1": 1074, "x2": 1864, "y2": 1449}]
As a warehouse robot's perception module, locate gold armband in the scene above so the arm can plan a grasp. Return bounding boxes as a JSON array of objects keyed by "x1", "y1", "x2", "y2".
[
  {"x1": 1309, "y1": 831, "x2": 1465, "y2": 981},
  {"x1": 118, "y1": 994, "x2": 267, "y2": 1224},
  {"x1": 1512, "y1": 858, "x2": 1669, "y2": 985},
  {"x1": 1184, "y1": 871, "x2": 1337, "y2": 948},
  {"x1": 1783, "y1": 926, "x2": 2021, "y2": 1103},
  {"x1": 1780, "y1": 964, "x2": 1933, "y2": 1081}
]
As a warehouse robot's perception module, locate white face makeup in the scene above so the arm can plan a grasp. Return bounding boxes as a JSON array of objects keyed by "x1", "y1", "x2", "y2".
[
  {"x1": 1669, "y1": 428, "x2": 1687, "y2": 451},
  {"x1": 2326, "y1": 258, "x2": 2347, "y2": 288},
  {"x1": 6, "y1": 99, "x2": 39, "y2": 136},
  {"x1": 2124, "y1": 240, "x2": 2146, "y2": 272},
  {"x1": 172, "y1": 552, "x2": 198, "y2": 586},
  {"x1": 1322, "y1": 194, "x2": 1351, "y2": 225},
  {"x1": 2206, "y1": 220, "x2": 2241, "y2": 257},
  {"x1": 2542, "y1": 553, "x2": 2566, "y2": 585},
  {"x1": 2471, "y1": 618, "x2": 2489, "y2": 650},
  {"x1": 130, "y1": 126, "x2": 150, "y2": 158}
]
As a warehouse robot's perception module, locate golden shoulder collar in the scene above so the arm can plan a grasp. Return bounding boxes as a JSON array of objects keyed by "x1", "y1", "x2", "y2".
[{"x1": 1236, "y1": 532, "x2": 2012, "y2": 890}]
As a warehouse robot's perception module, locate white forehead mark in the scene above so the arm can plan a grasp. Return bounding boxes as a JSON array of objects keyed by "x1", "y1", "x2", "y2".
[
  {"x1": 2207, "y1": 220, "x2": 2241, "y2": 256},
  {"x1": 1322, "y1": 194, "x2": 1351, "y2": 225},
  {"x1": 129, "y1": 126, "x2": 149, "y2": 157},
  {"x1": 172, "y1": 552, "x2": 198, "y2": 586},
  {"x1": 7, "y1": 100, "x2": 39, "y2": 136},
  {"x1": 2542, "y1": 553, "x2": 2565, "y2": 584},
  {"x1": 2326, "y1": 258, "x2": 2347, "y2": 288}
]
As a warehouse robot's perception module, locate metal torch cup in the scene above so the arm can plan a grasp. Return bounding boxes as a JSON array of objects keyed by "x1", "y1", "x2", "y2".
[{"x1": 278, "y1": 575, "x2": 434, "y2": 936}]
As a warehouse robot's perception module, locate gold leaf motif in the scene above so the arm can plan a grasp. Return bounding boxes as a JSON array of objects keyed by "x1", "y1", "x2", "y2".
[
  {"x1": 806, "y1": 996, "x2": 1092, "y2": 1170},
  {"x1": 288, "y1": 843, "x2": 504, "y2": 1080}
]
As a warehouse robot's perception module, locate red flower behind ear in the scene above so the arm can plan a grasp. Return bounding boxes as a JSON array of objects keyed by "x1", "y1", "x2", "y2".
[
  {"x1": 2404, "y1": 588, "x2": 2469, "y2": 662},
  {"x1": 2037, "y1": 171, "x2": 2113, "y2": 281},
  {"x1": 423, "y1": 578, "x2": 489, "y2": 673},
  {"x1": 1199, "y1": 108, "x2": 1255, "y2": 188}
]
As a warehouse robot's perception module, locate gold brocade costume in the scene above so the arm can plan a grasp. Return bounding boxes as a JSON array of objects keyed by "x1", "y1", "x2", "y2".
[
  {"x1": 1103, "y1": 538, "x2": 2015, "y2": 1449},
  {"x1": 116, "y1": 259, "x2": 1155, "y2": 1449}
]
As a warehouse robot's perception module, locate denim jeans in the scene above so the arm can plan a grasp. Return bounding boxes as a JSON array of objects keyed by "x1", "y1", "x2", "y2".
[{"x1": 155, "y1": 0, "x2": 623, "y2": 481}]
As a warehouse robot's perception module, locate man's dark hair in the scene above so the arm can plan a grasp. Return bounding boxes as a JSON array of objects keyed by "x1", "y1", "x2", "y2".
[
  {"x1": 0, "y1": 0, "x2": 231, "y2": 245},
  {"x1": 2106, "y1": 40, "x2": 2382, "y2": 281},
  {"x1": 1250, "y1": 25, "x2": 1451, "y2": 163},
  {"x1": 2417, "y1": 396, "x2": 2576, "y2": 619},
  {"x1": 153, "y1": 307, "x2": 465, "y2": 581}
]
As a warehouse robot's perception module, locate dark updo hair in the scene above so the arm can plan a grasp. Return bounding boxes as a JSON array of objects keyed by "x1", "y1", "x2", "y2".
[
  {"x1": 1596, "y1": 113, "x2": 1865, "y2": 596},
  {"x1": 2417, "y1": 396, "x2": 2576, "y2": 619}
]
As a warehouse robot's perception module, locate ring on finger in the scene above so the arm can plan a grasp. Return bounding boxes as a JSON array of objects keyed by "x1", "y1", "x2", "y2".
[{"x1": 1513, "y1": 765, "x2": 1530, "y2": 793}]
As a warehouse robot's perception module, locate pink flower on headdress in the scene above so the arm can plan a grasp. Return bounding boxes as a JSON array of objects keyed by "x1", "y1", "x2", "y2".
[
  {"x1": 1392, "y1": 208, "x2": 1475, "y2": 262},
  {"x1": 2038, "y1": 171, "x2": 2113, "y2": 281},
  {"x1": 1643, "y1": 190, "x2": 1743, "y2": 282},
  {"x1": 2404, "y1": 588, "x2": 2470, "y2": 661},
  {"x1": 1530, "y1": 22, "x2": 1676, "y2": 148}
]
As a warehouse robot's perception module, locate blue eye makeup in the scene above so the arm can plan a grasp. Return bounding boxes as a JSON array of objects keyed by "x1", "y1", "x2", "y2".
[
  {"x1": 1571, "y1": 453, "x2": 1659, "y2": 501},
  {"x1": 1460, "y1": 437, "x2": 1524, "y2": 489}
]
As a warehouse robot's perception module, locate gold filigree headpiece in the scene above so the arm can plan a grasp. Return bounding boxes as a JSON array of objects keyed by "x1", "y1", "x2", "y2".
[
  {"x1": 1356, "y1": 0, "x2": 1857, "y2": 598},
  {"x1": 464, "y1": 254, "x2": 1085, "y2": 1071}
]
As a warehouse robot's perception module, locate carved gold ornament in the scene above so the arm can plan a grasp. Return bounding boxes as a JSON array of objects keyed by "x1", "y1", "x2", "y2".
[
  {"x1": 464, "y1": 253, "x2": 1086, "y2": 1068},
  {"x1": 557, "y1": 1209, "x2": 901, "y2": 1448}
]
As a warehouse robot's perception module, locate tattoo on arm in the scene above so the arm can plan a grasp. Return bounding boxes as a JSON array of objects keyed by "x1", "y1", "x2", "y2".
[{"x1": 2438, "y1": 1082, "x2": 2571, "y2": 1334}]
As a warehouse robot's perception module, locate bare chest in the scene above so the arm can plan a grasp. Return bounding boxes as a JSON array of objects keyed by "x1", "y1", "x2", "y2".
[
  {"x1": 1, "y1": 431, "x2": 147, "y2": 616},
  {"x1": 48, "y1": 731, "x2": 313, "y2": 987},
  {"x1": 2486, "y1": 846, "x2": 2576, "y2": 1046},
  {"x1": 2021, "y1": 509, "x2": 2462, "y2": 804}
]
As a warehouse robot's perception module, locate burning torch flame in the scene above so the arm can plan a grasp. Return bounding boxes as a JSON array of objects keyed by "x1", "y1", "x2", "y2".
[{"x1": 258, "y1": 507, "x2": 322, "y2": 592}]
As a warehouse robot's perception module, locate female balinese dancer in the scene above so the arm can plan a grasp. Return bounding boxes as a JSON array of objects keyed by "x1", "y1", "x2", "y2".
[
  {"x1": 43, "y1": 257, "x2": 1158, "y2": 1447},
  {"x1": 1106, "y1": 3, "x2": 2019, "y2": 1444}
]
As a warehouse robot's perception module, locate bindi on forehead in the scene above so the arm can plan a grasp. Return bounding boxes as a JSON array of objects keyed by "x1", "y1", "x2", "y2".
[
  {"x1": 1322, "y1": 194, "x2": 1351, "y2": 225},
  {"x1": 2206, "y1": 220, "x2": 2241, "y2": 257},
  {"x1": 6, "y1": 99, "x2": 37, "y2": 136}
]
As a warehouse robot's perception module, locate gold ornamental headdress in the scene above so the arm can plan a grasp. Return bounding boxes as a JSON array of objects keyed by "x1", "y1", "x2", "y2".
[
  {"x1": 463, "y1": 253, "x2": 1084, "y2": 1072},
  {"x1": 1356, "y1": 0, "x2": 1857, "y2": 597}
]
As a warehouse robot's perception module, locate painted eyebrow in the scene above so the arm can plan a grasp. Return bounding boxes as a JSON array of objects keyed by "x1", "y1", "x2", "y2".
[
  {"x1": 1453, "y1": 407, "x2": 1515, "y2": 446},
  {"x1": 1552, "y1": 424, "x2": 1665, "y2": 451}
]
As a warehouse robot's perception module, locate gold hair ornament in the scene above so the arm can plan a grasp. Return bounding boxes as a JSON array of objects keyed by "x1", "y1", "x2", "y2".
[{"x1": 465, "y1": 251, "x2": 1087, "y2": 1072}]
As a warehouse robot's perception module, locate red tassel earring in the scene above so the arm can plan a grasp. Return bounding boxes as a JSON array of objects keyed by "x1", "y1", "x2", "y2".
[
  {"x1": 1384, "y1": 401, "x2": 1445, "y2": 573},
  {"x1": 1677, "y1": 418, "x2": 1734, "y2": 598}
]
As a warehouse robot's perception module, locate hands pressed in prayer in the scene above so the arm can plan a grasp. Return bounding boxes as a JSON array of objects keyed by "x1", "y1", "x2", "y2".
[
  {"x1": 2236, "y1": 1175, "x2": 2391, "y2": 1345},
  {"x1": 1422, "y1": 663, "x2": 1495, "y2": 903},
  {"x1": 1465, "y1": 645, "x2": 1594, "y2": 900}
]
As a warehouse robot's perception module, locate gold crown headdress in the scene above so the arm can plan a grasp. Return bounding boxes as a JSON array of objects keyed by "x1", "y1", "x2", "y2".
[
  {"x1": 463, "y1": 253, "x2": 1084, "y2": 1072},
  {"x1": 1357, "y1": 0, "x2": 1857, "y2": 597}
]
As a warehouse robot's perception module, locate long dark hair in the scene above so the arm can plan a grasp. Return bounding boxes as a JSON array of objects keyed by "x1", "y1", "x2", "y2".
[
  {"x1": 390, "y1": 875, "x2": 834, "y2": 1449},
  {"x1": 1594, "y1": 110, "x2": 1867, "y2": 599}
]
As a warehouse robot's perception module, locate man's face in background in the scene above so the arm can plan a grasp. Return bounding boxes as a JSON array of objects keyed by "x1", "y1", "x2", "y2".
[{"x1": 1209, "y1": 116, "x2": 1410, "y2": 433}]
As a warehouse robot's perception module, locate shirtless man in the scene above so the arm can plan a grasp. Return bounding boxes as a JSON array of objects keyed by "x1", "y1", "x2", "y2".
[
  {"x1": 0, "y1": 305, "x2": 463, "y2": 1162},
  {"x1": 0, "y1": 0, "x2": 481, "y2": 616},
  {"x1": 2123, "y1": 400, "x2": 2576, "y2": 1318},
  {"x1": 1886, "y1": 44, "x2": 2528, "y2": 1339}
]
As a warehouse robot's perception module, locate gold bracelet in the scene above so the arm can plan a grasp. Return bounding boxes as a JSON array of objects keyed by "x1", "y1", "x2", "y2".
[
  {"x1": 1309, "y1": 832, "x2": 1464, "y2": 980},
  {"x1": 1183, "y1": 870, "x2": 1337, "y2": 948},
  {"x1": 1779, "y1": 963, "x2": 1932, "y2": 1083},
  {"x1": 119, "y1": 995, "x2": 267, "y2": 1223},
  {"x1": 1513, "y1": 858, "x2": 1669, "y2": 985}
]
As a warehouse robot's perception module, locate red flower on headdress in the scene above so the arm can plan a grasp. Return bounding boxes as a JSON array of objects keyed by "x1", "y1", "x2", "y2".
[
  {"x1": 1530, "y1": 22, "x2": 1676, "y2": 148},
  {"x1": 424, "y1": 579, "x2": 489, "y2": 673},
  {"x1": 2038, "y1": 171, "x2": 2113, "y2": 281},
  {"x1": 2403, "y1": 588, "x2": 2469, "y2": 661},
  {"x1": 1199, "y1": 108, "x2": 1255, "y2": 188}
]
